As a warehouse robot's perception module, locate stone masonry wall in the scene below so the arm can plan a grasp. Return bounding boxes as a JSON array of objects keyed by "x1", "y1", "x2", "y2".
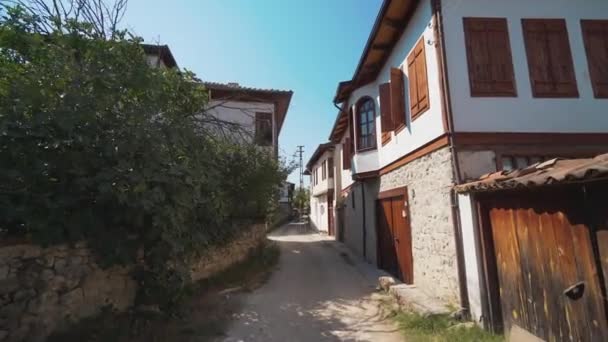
[
  {"x1": 0, "y1": 242, "x2": 137, "y2": 342},
  {"x1": 0, "y1": 223, "x2": 267, "y2": 342},
  {"x1": 190, "y1": 223, "x2": 267, "y2": 281},
  {"x1": 379, "y1": 147, "x2": 460, "y2": 305}
]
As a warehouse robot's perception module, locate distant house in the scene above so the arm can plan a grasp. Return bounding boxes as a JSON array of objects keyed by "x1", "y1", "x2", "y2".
[
  {"x1": 306, "y1": 143, "x2": 335, "y2": 234},
  {"x1": 311, "y1": 0, "x2": 608, "y2": 339},
  {"x1": 142, "y1": 44, "x2": 178, "y2": 69},
  {"x1": 203, "y1": 82, "x2": 293, "y2": 157}
]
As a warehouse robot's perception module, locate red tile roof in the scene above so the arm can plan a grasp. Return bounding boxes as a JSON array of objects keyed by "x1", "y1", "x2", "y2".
[{"x1": 456, "y1": 153, "x2": 608, "y2": 193}]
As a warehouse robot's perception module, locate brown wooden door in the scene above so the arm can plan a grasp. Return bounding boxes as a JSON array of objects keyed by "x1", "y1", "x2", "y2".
[
  {"x1": 377, "y1": 199, "x2": 399, "y2": 277},
  {"x1": 377, "y1": 191, "x2": 414, "y2": 284},
  {"x1": 487, "y1": 193, "x2": 608, "y2": 341},
  {"x1": 328, "y1": 192, "x2": 334, "y2": 236}
]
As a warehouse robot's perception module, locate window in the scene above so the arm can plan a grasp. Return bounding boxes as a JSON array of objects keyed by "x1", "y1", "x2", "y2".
[
  {"x1": 343, "y1": 138, "x2": 351, "y2": 170},
  {"x1": 500, "y1": 155, "x2": 551, "y2": 171},
  {"x1": 328, "y1": 158, "x2": 334, "y2": 178},
  {"x1": 254, "y1": 112, "x2": 273, "y2": 146},
  {"x1": 408, "y1": 38, "x2": 429, "y2": 120},
  {"x1": 464, "y1": 18, "x2": 516, "y2": 96},
  {"x1": 522, "y1": 19, "x2": 578, "y2": 98},
  {"x1": 379, "y1": 82, "x2": 393, "y2": 144},
  {"x1": 391, "y1": 67, "x2": 406, "y2": 130},
  {"x1": 322, "y1": 160, "x2": 327, "y2": 180},
  {"x1": 581, "y1": 20, "x2": 608, "y2": 98},
  {"x1": 356, "y1": 97, "x2": 376, "y2": 151}
]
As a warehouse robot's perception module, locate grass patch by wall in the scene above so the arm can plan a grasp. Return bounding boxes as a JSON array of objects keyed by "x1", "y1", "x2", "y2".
[
  {"x1": 48, "y1": 242, "x2": 281, "y2": 342},
  {"x1": 392, "y1": 311, "x2": 503, "y2": 342}
]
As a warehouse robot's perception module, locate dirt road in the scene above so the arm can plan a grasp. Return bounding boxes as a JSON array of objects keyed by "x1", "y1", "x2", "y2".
[{"x1": 219, "y1": 222, "x2": 404, "y2": 342}]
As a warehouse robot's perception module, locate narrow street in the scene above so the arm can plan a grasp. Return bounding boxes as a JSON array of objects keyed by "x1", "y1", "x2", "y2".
[{"x1": 219, "y1": 223, "x2": 404, "y2": 342}]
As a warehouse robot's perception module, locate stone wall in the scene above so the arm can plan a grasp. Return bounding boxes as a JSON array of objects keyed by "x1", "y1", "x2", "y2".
[
  {"x1": 0, "y1": 223, "x2": 267, "y2": 342},
  {"x1": 0, "y1": 242, "x2": 137, "y2": 342},
  {"x1": 378, "y1": 147, "x2": 460, "y2": 305},
  {"x1": 190, "y1": 223, "x2": 267, "y2": 281}
]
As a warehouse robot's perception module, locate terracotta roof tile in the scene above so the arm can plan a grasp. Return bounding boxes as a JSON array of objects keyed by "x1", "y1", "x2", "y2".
[{"x1": 456, "y1": 153, "x2": 608, "y2": 193}]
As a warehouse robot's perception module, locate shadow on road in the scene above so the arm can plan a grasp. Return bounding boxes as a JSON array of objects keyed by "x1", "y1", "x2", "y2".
[{"x1": 218, "y1": 222, "x2": 403, "y2": 342}]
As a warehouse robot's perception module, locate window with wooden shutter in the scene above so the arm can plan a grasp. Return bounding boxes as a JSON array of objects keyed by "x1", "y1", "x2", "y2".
[
  {"x1": 379, "y1": 82, "x2": 392, "y2": 144},
  {"x1": 328, "y1": 158, "x2": 334, "y2": 178},
  {"x1": 581, "y1": 20, "x2": 608, "y2": 98},
  {"x1": 348, "y1": 106, "x2": 356, "y2": 155},
  {"x1": 522, "y1": 19, "x2": 578, "y2": 98},
  {"x1": 464, "y1": 18, "x2": 516, "y2": 97},
  {"x1": 407, "y1": 38, "x2": 429, "y2": 120},
  {"x1": 390, "y1": 67, "x2": 406, "y2": 130},
  {"x1": 343, "y1": 138, "x2": 351, "y2": 170}
]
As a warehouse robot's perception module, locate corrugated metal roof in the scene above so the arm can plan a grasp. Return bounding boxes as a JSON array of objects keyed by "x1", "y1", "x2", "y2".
[{"x1": 455, "y1": 153, "x2": 608, "y2": 193}]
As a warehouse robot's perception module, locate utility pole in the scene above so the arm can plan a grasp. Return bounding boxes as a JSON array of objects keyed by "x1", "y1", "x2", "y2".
[{"x1": 296, "y1": 145, "x2": 305, "y2": 190}]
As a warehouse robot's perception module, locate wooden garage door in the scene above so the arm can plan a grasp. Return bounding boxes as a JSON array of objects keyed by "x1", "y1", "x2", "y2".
[
  {"x1": 377, "y1": 189, "x2": 413, "y2": 284},
  {"x1": 488, "y1": 194, "x2": 608, "y2": 341}
]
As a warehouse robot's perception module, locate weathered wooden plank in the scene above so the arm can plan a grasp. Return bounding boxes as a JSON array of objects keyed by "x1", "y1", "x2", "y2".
[
  {"x1": 553, "y1": 211, "x2": 586, "y2": 341},
  {"x1": 533, "y1": 208, "x2": 562, "y2": 342},
  {"x1": 570, "y1": 215, "x2": 608, "y2": 341}
]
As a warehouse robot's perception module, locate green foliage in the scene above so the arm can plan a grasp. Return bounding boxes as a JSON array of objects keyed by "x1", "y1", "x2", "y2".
[
  {"x1": 292, "y1": 187, "x2": 309, "y2": 213},
  {"x1": 0, "y1": 4, "x2": 288, "y2": 307},
  {"x1": 393, "y1": 312, "x2": 503, "y2": 342}
]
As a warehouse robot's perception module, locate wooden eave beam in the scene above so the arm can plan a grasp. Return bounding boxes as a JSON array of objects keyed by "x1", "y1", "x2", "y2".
[
  {"x1": 372, "y1": 43, "x2": 391, "y2": 50},
  {"x1": 383, "y1": 17, "x2": 405, "y2": 30}
]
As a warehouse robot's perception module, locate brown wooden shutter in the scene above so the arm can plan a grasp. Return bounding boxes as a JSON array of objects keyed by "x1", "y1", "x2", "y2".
[
  {"x1": 390, "y1": 68, "x2": 406, "y2": 130},
  {"x1": 464, "y1": 18, "x2": 516, "y2": 96},
  {"x1": 379, "y1": 82, "x2": 392, "y2": 144},
  {"x1": 328, "y1": 158, "x2": 334, "y2": 177},
  {"x1": 581, "y1": 20, "x2": 608, "y2": 98},
  {"x1": 348, "y1": 106, "x2": 355, "y2": 157},
  {"x1": 408, "y1": 38, "x2": 429, "y2": 120},
  {"x1": 522, "y1": 19, "x2": 578, "y2": 98},
  {"x1": 343, "y1": 138, "x2": 351, "y2": 170}
]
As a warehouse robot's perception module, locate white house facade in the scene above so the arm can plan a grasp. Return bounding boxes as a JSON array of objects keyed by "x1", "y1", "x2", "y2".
[
  {"x1": 322, "y1": 0, "x2": 608, "y2": 336},
  {"x1": 306, "y1": 143, "x2": 336, "y2": 234}
]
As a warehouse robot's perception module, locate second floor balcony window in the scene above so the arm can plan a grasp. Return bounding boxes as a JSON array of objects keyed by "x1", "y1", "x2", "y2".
[{"x1": 356, "y1": 97, "x2": 376, "y2": 151}]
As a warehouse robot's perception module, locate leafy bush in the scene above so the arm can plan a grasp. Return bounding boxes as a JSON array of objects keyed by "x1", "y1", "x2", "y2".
[{"x1": 0, "y1": 4, "x2": 288, "y2": 306}]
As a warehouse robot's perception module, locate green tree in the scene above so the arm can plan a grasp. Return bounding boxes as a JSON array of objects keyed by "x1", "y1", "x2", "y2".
[
  {"x1": 0, "y1": 2, "x2": 289, "y2": 307},
  {"x1": 293, "y1": 187, "x2": 310, "y2": 216}
]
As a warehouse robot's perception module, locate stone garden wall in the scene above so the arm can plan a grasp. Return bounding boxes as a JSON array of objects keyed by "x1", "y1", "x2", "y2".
[
  {"x1": 0, "y1": 223, "x2": 267, "y2": 342},
  {"x1": 378, "y1": 147, "x2": 460, "y2": 305}
]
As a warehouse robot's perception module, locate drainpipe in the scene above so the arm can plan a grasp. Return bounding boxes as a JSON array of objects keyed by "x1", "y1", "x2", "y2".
[{"x1": 432, "y1": 0, "x2": 470, "y2": 319}]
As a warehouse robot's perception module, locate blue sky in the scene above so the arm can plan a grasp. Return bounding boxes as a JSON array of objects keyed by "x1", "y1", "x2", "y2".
[{"x1": 123, "y1": 0, "x2": 382, "y2": 185}]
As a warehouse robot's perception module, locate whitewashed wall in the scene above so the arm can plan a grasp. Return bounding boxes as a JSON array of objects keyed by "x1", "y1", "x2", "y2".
[
  {"x1": 310, "y1": 150, "x2": 335, "y2": 197},
  {"x1": 458, "y1": 193, "x2": 483, "y2": 325},
  {"x1": 443, "y1": 0, "x2": 608, "y2": 133},
  {"x1": 310, "y1": 193, "x2": 329, "y2": 232},
  {"x1": 345, "y1": 0, "x2": 445, "y2": 173},
  {"x1": 205, "y1": 100, "x2": 276, "y2": 146}
]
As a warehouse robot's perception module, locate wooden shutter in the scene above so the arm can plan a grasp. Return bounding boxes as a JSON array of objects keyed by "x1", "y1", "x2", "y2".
[
  {"x1": 328, "y1": 158, "x2": 334, "y2": 177},
  {"x1": 343, "y1": 138, "x2": 351, "y2": 170},
  {"x1": 522, "y1": 19, "x2": 578, "y2": 98},
  {"x1": 348, "y1": 106, "x2": 355, "y2": 157},
  {"x1": 581, "y1": 20, "x2": 608, "y2": 98},
  {"x1": 379, "y1": 82, "x2": 393, "y2": 144},
  {"x1": 390, "y1": 68, "x2": 406, "y2": 130},
  {"x1": 464, "y1": 18, "x2": 516, "y2": 96},
  {"x1": 407, "y1": 38, "x2": 429, "y2": 120}
]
